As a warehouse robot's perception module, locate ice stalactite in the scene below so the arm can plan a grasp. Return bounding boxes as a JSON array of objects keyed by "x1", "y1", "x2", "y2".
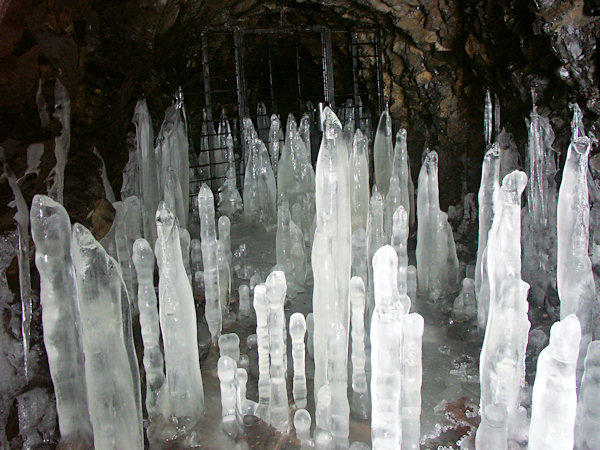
[
  {"x1": 47, "y1": 79, "x2": 70, "y2": 204},
  {"x1": 575, "y1": 341, "x2": 600, "y2": 449},
  {"x1": 475, "y1": 143, "x2": 501, "y2": 331},
  {"x1": 198, "y1": 184, "x2": 222, "y2": 342},
  {"x1": 155, "y1": 202, "x2": 204, "y2": 421},
  {"x1": 133, "y1": 99, "x2": 159, "y2": 246},
  {"x1": 93, "y1": 147, "x2": 115, "y2": 203},
  {"x1": 350, "y1": 276, "x2": 369, "y2": 421},
  {"x1": 528, "y1": 315, "x2": 581, "y2": 450},
  {"x1": 478, "y1": 170, "x2": 530, "y2": 442},
  {"x1": 132, "y1": 238, "x2": 165, "y2": 420},
  {"x1": 349, "y1": 129, "x2": 370, "y2": 233},
  {"x1": 373, "y1": 107, "x2": 393, "y2": 195},
  {"x1": 1, "y1": 153, "x2": 33, "y2": 381},
  {"x1": 71, "y1": 224, "x2": 143, "y2": 449},
  {"x1": 312, "y1": 107, "x2": 351, "y2": 401},
  {"x1": 370, "y1": 245, "x2": 410, "y2": 449},
  {"x1": 30, "y1": 195, "x2": 92, "y2": 444},
  {"x1": 163, "y1": 166, "x2": 186, "y2": 229},
  {"x1": 401, "y1": 312, "x2": 424, "y2": 450},
  {"x1": 556, "y1": 135, "x2": 594, "y2": 376}
]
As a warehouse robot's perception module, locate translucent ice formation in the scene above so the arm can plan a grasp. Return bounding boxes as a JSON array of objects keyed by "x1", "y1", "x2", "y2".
[
  {"x1": 267, "y1": 271, "x2": 289, "y2": 431},
  {"x1": 269, "y1": 114, "x2": 281, "y2": 176},
  {"x1": 371, "y1": 245, "x2": 410, "y2": 448},
  {"x1": 217, "y1": 240, "x2": 231, "y2": 313},
  {"x1": 529, "y1": 315, "x2": 581, "y2": 449},
  {"x1": 198, "y1": 184, "x2": 222, "y2": 342},
  {"x1": 391, "y1": 206, "x2": 409, "y2": 296},
  {"x1": 243, "y1": 136, "x2": 277, "y2": 229},
  {"x1": 475, "y1": 403, "x2": 508, "y2": 449},
  {"x1": 180, "y1": 227, "x2": 191, "y2": 283},
  {"x1": 133, "y1": 99, "x2": 160, "y2": 246},
  {"x1": 306, "y1": 312, "x2": 315, "y2": 359},
  {"x1": 276, "y1": 199, "x2": 294, "y2": 285},
  {"x1": 351, "y1": 228, "x2": 368, "y2": 290},
  {"x1": 290, "y1": 313, "x2": 307, "y2": 408},
  {"x1": 452, "y1": 278, "x2": 477, "y2": 322},
  {"x1": 391, "y1": 129, "x2": 412, "y2": 228},
  {"x1": 93, "y1": 147, "x2": 115, "y2": 203},
  {"x1": 327, "y1": 324, "x2": 350, "y2": 448},
  {"x1": 479, "y1": 170, "x2": 530, "y2": 440},
  {"x1": 218, "y1": 355, "x2": 239, "y2": 438},
  {"x1": 71, "y1": 224, "x2": 143, "y2": 449},
  {"x1": 132, "y1": 238, "x2": 165, "y2": 419},
  {"x1": 385, "y1": 175, "x2": 403, "y2": 240},
  {"x1": 557, "y1": 136, "x2": 594, "y2": 368},
  {"x1": 30, "y1": 195, "x2": 92, "y2": 442},
  {"x1": 238, "y1": 284, "x2": 250, "y2": 318},
  {"x1": 155, "y1": 202, "x2": 204, "y2": 421},
  {"x1": 575, "y1": 341, "x2": 600, "y2": 449},
  {"x1": 484, "y1": 89, "x2": 493, "y2": 147},
  {"x1": 253, "y1": 284, "x2": 270, "y2": 421},
  {"x1": 367, "y1": 188, "x2": 385, "y2": 323},
  {"x1": 373, "y1": 108, "x2": 393, "y2": 195},
  {"x1": 407, "y1": 265, "x2": 417, "y2": 302},
  {"x1": 314, "y1": 385, "x2": 333, "y2": 449},
  {"x1": 47, "y1": 79, "x2": 70, "y2": 204},
  {"x1": 475, "y1": 143, "x2": 500, "y2": 330},
  {"x1": 350, "y1": 129, "x2": 370, "y2": 232},
  {"x1": 219, "y1": 333, "x2": 241, "y2": 364},
  {"x1": 218, "y1": 164, "x2": 243, "y2": 220},
  {"x1": 401, "y1": 313, "x2": 424, "y2": 450},
  {"x1": 294, "y1": 408, "x2": 312, "y2": 445},
  {"x1": 350, "y1": 277, "x2": 369, "y2": 421},
  {"x1": 312, "y1": 107, "x2": 352, "y2": 399}
]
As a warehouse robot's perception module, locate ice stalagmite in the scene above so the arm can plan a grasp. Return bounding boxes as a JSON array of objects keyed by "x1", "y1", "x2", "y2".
[
  {"x1": 328, "y1": 324, "x2": 350, "y2": 448},
  {"x1": 257, "y1": 102, "x2": 270, "y2": 142},
  {"x1": 244, "y1": 137, "x2": 277, "y2": 229},
  {"x1": 575, "y1": 341, "x2": 600, "y2": 449},
  {"x1": 385, "y1": 175, "x2": 403, "y2": 240},
  {"x1": 198, "y1": 108, "x2": 212, "y2": 182},
  {"x1": 314, "y1": 385, "x2": 333, "y2": 448},
  {"x1": 350, "y1": 277, "x2": 369, "y2": 421},
  {"x1": 47, "y1": 79, "x2": 70, "y2": 204},
  {"x1": 71, "y1": 224, "x2": 143, "y2": 449},
  {"x1": 528, "y1": 315, "x2": 581, "y2": 450},
  {"x1": 269, "y1": 114, "x2": 281, "y2": 176},
  {"x1": 276, "y1": 199, "x2": 294, "y2": 284},
  {"x1": 30, "y1": 195, "x2": 92, "y2": 443},
  {"x1": 218, "y1": 355, "x2": 239, "y2": 438},
  {"x1": 392, "y1": 206, "x2": 409, "y2": 296},
  {"x1": 198, "y1": 184, "x2": 222, "y2": 342},
  {"x1": 93, "y1": 147, "x2": 116, "y2": 203},
  {"x1": 290, "y1": 313, "x2": 307, "y2": 408},
  {"x1": 401, "y1": 313, "x2": 424, "y2": 450},
  {"x1": 478, "y1": 170, "x2": 530, "y2": 441},
  {"x1": 133, "y1": 99, "x2": 159, "y2": 246},
  {"x1": 180, "y1": 228, "x2": 192, "y2": 283},
  {"x1": 312, "y1": 107, "x2": 352, "y2": 400},
  {"x1": 351, "y1": 229, "x2": 368, "y2": 290},
  {"x1": 253, "y1": 284, "x2": 270, "y2": 420},
  {"x1": 392, "y1": 129, "x2": 412, "y2": 228},
  {"x1": 155, "y1": 203, "x2": 204, "y2": 421},
  {"x1": 132, "y1": 238, "x2": 165, "y2": 419},
  {"x1": 484, "y1": 89, "x2": 493, "y2": 147},
  {"x1": 371, "y1": 245, "x2": 410, "y2": 449},
  {"x1": 367, "y1": 188, "x2": 385, "y2": 324},
  {"x1": 267, "y1": 271, "x2": 289, "y2": 432},
  {"x1": 556, "y1": 136, "x2": 594, "y2": 369},
  {"x1": 217, "y1": 240, "x2": 231, "y2": 314},
  {"x1": 350, "y1": 129, "x2": 370, "y2": 232},
  {"x1": 373, "y1": 108, "x2": 393, "y2": 195},
  {"x1": 218, "y1": 163, "x2": 243, "y2": 220},
  {"x1": 2, "y1": 155, "x2": 33, "y2": 380},
  {"x1": 475, "y1": 143, "x2": 501, "y2": 331}
]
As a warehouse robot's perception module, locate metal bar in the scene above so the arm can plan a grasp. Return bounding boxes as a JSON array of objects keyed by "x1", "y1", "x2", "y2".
[
  {"x1": 350, "y1": 31, "x2": 360, "y2": 122},
  {"x1": 234, "y1": 28, "x2": 248, "y2": 185},
  {"x1": 321, "y1": 29, "x2": 335, "y2": 108},
  {"x1": 374, "y1": 25, "x2": 385, "y2": 115},
  {"x1": 201, "y1": 32, "x2": 216, "y2": 191},
  {"x1": 267, "y1": 34, "x2": 275, "y2": 113},
  {"x1": 295, "y1": 31, "x2": 302, "y2": 111}
]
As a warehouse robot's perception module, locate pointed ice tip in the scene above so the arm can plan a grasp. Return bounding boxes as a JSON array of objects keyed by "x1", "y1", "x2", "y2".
[
  {"x1": 198, "y1": 183, "x2": 214, "y2": 200},
  {"x1": 72, "y1": 223, "x2": 98, "y2": 250},
  {"x1": 550, "y1": 314, "x2": 581, "y2": 363},
  {"x1": 486, "y1": 142, "x2": 501, "y2": 158},
  {"x1": 572, "y1": 136, "x2": 591, "y2": 156},
  {"x1": 132, "y1": 237, "x2": 153, "y2": 260},
  {"x1": 426, "y1": 149, "x2": 438, "y2": 165},
  {"x1": 134, "y1": 98, "x2": 149, "y2": 116},
  {"x1": 501, "y1": 170, "x2": 527, "y2": 197},
  {"x1": 354, "y1": 128, "x2": 363, "y2": 140},
  {"x1": 322, "y1": 106, "x2": 342, "y2": 129},
  {"x1": 397, "y1": 128, "x2": 407, "y2": 140}
]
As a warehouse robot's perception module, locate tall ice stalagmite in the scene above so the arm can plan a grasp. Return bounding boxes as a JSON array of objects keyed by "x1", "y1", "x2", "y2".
[{"x1": 373, "y1": 108, "x2": 393, "y2": 195}]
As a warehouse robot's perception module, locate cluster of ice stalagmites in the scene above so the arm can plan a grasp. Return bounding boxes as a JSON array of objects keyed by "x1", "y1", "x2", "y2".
[
  {"x1": 528, "y1": 315, "x2": 581, "y2": 449},
  {"x1": 416, "y1": 149, "x2": 459, "y2": 300},
  {"x1": 478, "y1": 170, "x2": 530, "y2": 443}
]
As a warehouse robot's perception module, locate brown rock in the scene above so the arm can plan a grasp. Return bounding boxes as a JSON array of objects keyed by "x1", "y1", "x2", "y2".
[
  {"x1": 88, "y1": 198, "x2": 115, "y2": 241},
  {"x1": 416, "y1": 70, "x2": 432, "y2": 85}
]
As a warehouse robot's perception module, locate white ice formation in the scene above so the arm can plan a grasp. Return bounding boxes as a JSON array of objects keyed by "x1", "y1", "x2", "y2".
[
  {"x1": 391, "y1": 205, "x2": 409, "y2": 296},
  {"x1": 575, "y1": 341, "x2": 600, "y2": 449},
  {"x1": 93, "y1": 147, "x2": 116, "y2": 203},
  {"x1": 392, "y1": 128, "x2": 414, "y2": 227},
  {"x1": 238, "y1": 284, "x2": 250, "y2": 318},
  {"x1": 373, "y1": 108, "x2": 393, "y2": 195},
  {"x1": 290, "y1": 313, "x2": 307, "y2": 408},
  {"x1": 327, "y1": 323, "x2": 351, "y2": 448},
  {"x1": 401, "y1": 313, "x2": 424, "y2": 450},
  {"x1": 219, "y1": 333, "x2": 241, "y2": 364},
  {"x1": 253, "y1": 284, "x2": 270, "y2": 421},
  {"x1": 452, "y1": 278, "x2": 477, "y2": 322},
  {"x1": 218, "y1": 163, "x2": 243, "y2": 220},
  {"x1": 367, "y1": 188, "x2": 385, "y2": 324},
  {"x1": 350, "y1": 277, "x2": 369, "y2": 421},
  {"x1": 269, "y1": 114, "x2": 281, "y2": 176},
  {"x1": 349, "y1": 129, "x2": 370, "y2": 232},
  {"x1": 218, "y1": 355, "x2": 239, "y2": 438}
]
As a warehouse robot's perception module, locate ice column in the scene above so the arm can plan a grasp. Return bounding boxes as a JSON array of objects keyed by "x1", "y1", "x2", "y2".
[
  {"x1": 191, "y1": 238, "x2": 202, "y2": 273},
  {"x1": 350, "y1": 277, "x2": 369, "y2": 421},
  {"x1": 47, "y1": 79, "x2": 70, "y2": 204},
  {"x1": 290, "y1": 313, "x2": 307, "y2": 408},
  {"x1": 30, "y1": 195, "x2": 92, "y2": 442},
  {"x1": 392, "y1": 129, "x2": 413, "y2": 227},
  {"x1": 312, "y1": 107, "x2": 352, "y2": 399},
  {"x1": 267, "y1": 271, "x2": 289, "y2": 431},
  {"x1": 155, "y1": 202, "x2": 204, "y2": 420},
  {"x1": 235, "y1": 368, "x2": 248, "y2": 429},
  {"x1": 163, "y1": 166, "x2": 186, "y2": 228},
  {"x1": 253, "y1": 284, "x2": 270, "y2": 421},
  {"x1": 218, "y1": 355, "x2": 239, "y2": 438},
  {"x1": 475, "y1": 143, "x2": 501, "y2": 330},
  {"x1": 350, "y1": 129, "x2": 370, "y2": 232},
  {"x1": 407, "y1": 265, "x2": 417, "y2": 302},
  {"x1": 528, "y1": 314, "x2": 581, "y2": 450},
  {"x1": 244, "y1": 135, "x2": 277, "y2": 229},
  {"x1": 557, "y1": 136, "x2": 594, "y2": 367},
  {"x1": 391, "y1": 206, "x2": 409, "y2": 296},
  {"x1": 133, "y1": 99, "x2": 159, "y2": 246},
  {"x1": 328, "y1": 324, "x2": 350, "y2": 448},
  {"x1": 132, "y1": 238, "x2": 165, "y2": 419},
  {"x1": 71, "y1": 224, "x2": 143, "y2": 449},
  {"x1": 198, "y1": 184, "x2": 222, "y2": 342},
  {"x1": 371, "y1": 245, "x2": 409, "y2": 449},
  {"x1": 575, "y1": 341, "x2": 600, "y2": 449},
  {"x1": 479, "y1": 171, "x2": 530, "y2": 440},
  {"x1": 401, "y1": 313, "x2": 424, "y2": 450},
  {"x1": 373, "y1": 108, "x2": 393, "y2": 195},
  {"x1": 484, "y1": 89, "x2": 493, "y2": 146},
  {"x1": 306, "y1": 312, "x2": 315, "y2": 359}
]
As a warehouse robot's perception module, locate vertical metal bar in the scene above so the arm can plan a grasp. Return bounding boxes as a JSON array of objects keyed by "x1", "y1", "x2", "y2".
[
  {"x1": 295, "y1": 31, "x2": 303, "y2": 111},
  {"x1": 321, "y1": 28, "x2": 335, "y2": 108},
  {"x1": 350, "y1": 31, "x2": 360, "y2": 123},
  {"x1": 267, "y1": 33, "x2": 275, "y2": 113},
  {"x1": 234, "y1": 28, "x2": 248, "y2": 189},
  {"x1": 201, "y1": 32, "x2": 217, "y2": 191},
  {"x1": 374, "y1": 26, "x2": 385, "y2": 115}
]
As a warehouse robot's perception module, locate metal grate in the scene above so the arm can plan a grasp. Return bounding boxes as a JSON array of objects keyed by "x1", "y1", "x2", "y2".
[{"x1": 187, "y1": 23, "x2": 384, "y2": 200}]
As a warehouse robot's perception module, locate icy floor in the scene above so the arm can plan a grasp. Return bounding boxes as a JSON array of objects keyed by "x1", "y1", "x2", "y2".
[{"x1": 154, "y1": 222, "x2": 483, "y2": 448}]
